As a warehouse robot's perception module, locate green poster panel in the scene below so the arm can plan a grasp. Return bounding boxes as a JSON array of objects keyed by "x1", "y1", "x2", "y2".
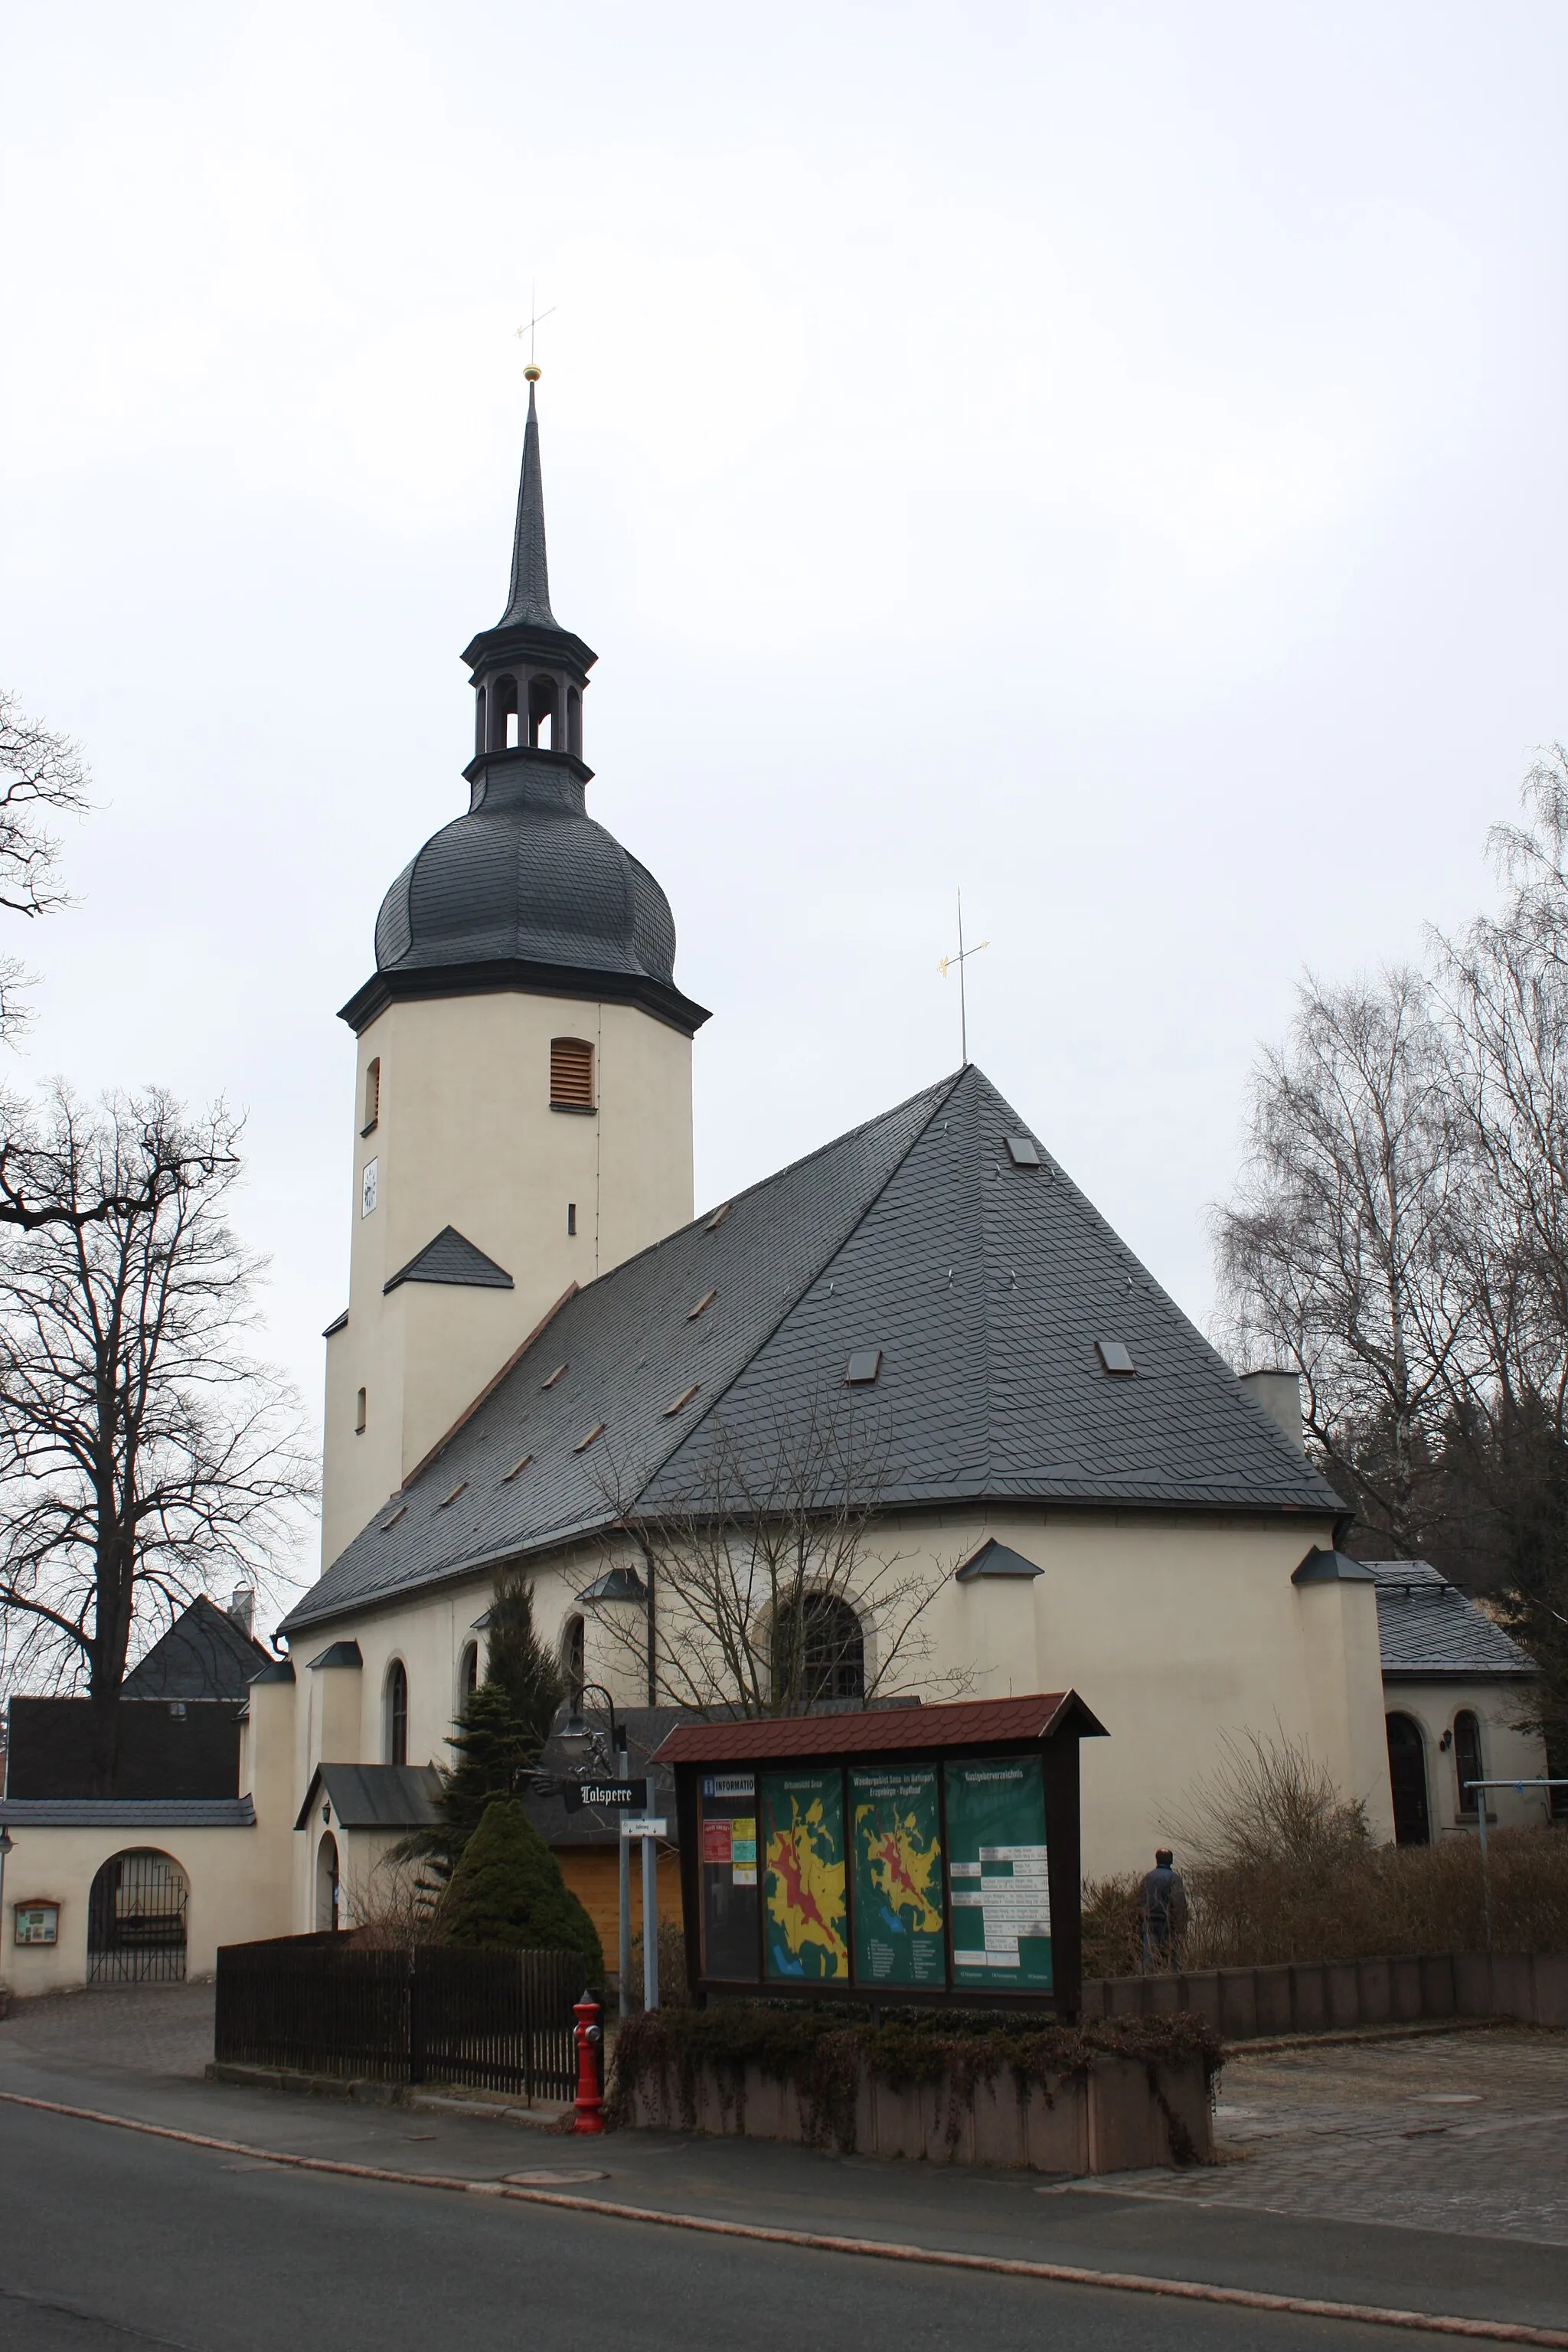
[
  {"x1": 762, "y1": 1769, "x2": 849, "y2": 1981},
  {"x1": 850, "y1": 1766, "x2": 946, "y2": 1987},
  {"x1": 944, "y1": 1755, "x2": 1052, "y2": 1991}
]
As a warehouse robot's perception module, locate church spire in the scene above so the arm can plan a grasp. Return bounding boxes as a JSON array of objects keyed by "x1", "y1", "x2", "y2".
[{"x1": 498, "y1": 369, "x2": 557, "y2": 630}]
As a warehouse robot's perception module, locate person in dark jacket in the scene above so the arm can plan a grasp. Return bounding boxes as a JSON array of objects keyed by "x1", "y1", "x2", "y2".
[{"x1": 1139, "y1": 1847, "x2": 1189, "y2": 1970}]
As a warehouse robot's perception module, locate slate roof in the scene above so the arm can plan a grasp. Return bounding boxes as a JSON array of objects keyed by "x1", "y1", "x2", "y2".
[
  {"x1": 282, "y1": 1066, "x2": 1340, "y2": 1637},
  {"x1": 1367, "y1": 1561, "x2": 1538, "y2": 1678},
  {"x1": 296, "y1": 1762, "x2": 443, "y2": 1831},
  {"x1": 0, "y1": 1797, "x2": 255, "y2": 1828},
  {"x1": 652, "y1": 1691, "x2": 1106, "y2": 1766},
  {"x1": 122, "y1": 1596, "x2": 273, "y2": 1701},
  {"x1": 385, "y1": 1227, "x2": 514, "y2": 1295}
]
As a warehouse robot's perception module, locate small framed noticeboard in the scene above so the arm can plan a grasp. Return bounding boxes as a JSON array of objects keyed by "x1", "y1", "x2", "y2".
[
  {"x1": 14, "y1": 1900, "x2": 60, "y2": 1947},
  {"x1": 658, "y1": 1690, "x2": 1106, "y2": 2019}
]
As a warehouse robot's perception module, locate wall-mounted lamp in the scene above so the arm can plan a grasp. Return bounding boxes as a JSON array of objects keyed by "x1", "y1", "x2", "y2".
[{"x1": 1439, "y1": 1730, "x2": 1453, "y2": 1753}]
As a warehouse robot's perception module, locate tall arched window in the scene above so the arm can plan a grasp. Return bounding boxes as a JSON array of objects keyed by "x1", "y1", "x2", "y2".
[
  {"x1": 1385, "y1": 1713, "x2": 1429, "y2": 1846},
  {"x1": 386, "y1": 1660, "x2": 409, "y2": 1766},
  {"x1": 362, "y1": 1057, "x2": 381, "y2": 1133},
  {"x1": 1454, "y1": 1710, "x2": 1484, "y2": 1817},
  {"x1": 489, "y1": 675, "x2": 518, "y2": 751},
  {"x1": 774, "y1": 1595, "x2": 864, "y2": 1709},
  {"x1": 528, "y1": 672, "x2": 557, "y2": 749},
  {"x1": 562, "y1": 1613, "x2": 585, "y2": 1691},
  {"x1": 457, "y1": 1641, "x2": 479, "y2": 1710}
]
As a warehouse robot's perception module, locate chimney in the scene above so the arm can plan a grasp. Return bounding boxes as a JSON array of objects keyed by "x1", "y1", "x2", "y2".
[
  {"x1": 1239, "y1": 1368, "x2": 1304, "y2": 1452},
  {"x1": 227, "y1": 1586, "x2": 256, "y2": 1638}
]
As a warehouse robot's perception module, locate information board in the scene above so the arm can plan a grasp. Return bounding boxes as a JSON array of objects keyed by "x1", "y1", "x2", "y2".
[
  {"x1": 698, "y1": 1771, "x2": 760, "y2": 1981},
  {"x1": 944, "y1": 1754, "x2": 1052, "y2": 1991},
  {"x1": 849, "y1": 1765, "x2": 946, "y2": 1986},
  {"x1": 761, "y1": 1767, "x2": 848, "y2": 1981}
]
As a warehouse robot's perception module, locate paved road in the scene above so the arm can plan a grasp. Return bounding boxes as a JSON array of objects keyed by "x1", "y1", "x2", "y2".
[{"x1": 0, "y1": 2096, "x2": 1505, "y2": 2352}]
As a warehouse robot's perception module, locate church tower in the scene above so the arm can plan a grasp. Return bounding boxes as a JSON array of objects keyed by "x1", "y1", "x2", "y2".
[{"x1": 321, "y1": 373, "x2": 708, "y2": 1566}]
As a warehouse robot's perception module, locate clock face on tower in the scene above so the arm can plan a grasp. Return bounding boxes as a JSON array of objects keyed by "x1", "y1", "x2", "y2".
[{"x1": 361, "y1": 1158, "x2": 378, "y2": 1219}]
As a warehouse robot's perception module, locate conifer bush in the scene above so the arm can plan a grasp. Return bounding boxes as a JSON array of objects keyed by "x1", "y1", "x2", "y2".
[{"x1": 439, "y1": 1796, "x2": 603, "y2": 1978}]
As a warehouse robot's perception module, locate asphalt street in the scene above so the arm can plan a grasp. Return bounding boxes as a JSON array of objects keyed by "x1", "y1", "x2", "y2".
[{"x1": 0, "y1": 2096, "x2": 1514, "y2": 2352}]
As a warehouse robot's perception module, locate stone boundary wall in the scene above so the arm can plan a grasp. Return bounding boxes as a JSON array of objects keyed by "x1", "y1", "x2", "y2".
[
  {"x1": 1082, "y1": 1949, "x2": 1568, "y2": 2038},
  {"x1": 618, "y1": 2052, "x2": 1211, "y2": 2173}
]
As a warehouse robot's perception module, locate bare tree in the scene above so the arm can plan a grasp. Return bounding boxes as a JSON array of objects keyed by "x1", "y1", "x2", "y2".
[
  {"x1": 1210, "y1": 967, "x2": 1468, "y2": 1550},
  {"x1": 0, "y1": 690, "x2": 92, "y2": 1042},
  {"x1": 0, "y1": 1086, "x2": 315, "y2": 1789},
  {"x1": 590, "y1": 1386, "x2": 965, "y2": 1718}
]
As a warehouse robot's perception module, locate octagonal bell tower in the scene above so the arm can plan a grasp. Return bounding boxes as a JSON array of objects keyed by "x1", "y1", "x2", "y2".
[{"x1": 321, "y1": 371, "x2": 709, "y2": 1567}]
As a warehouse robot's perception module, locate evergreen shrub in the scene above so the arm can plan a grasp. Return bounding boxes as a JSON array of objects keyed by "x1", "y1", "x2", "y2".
[{"x1": 440, "y1": 1796, "x2": 603, "y2": 1978}]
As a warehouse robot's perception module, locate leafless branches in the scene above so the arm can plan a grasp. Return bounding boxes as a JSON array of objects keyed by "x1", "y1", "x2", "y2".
[
  {"x1": 0, "y1": 690, "x2": 93, "y2": 1042},
  {"x1": 590, "y1": 1386, "x2": 965, "y2": 1718},
  {"x1": 0, "y1": 1086, "x2": 316, "y2": 1787}
]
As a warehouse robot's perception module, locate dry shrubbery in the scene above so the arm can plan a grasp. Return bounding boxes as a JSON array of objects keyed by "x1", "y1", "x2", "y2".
[{"x1": 1082, "y1": 1732, "x2": 1568, "y2": 1977}]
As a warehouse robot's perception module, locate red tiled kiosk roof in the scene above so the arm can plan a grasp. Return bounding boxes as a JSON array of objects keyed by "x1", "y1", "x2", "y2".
[{"x1": 650, "y1": 1690, "x2": 1106, "y2": 1766}]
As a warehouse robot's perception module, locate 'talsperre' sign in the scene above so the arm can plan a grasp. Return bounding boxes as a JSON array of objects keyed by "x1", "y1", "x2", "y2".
[{"x1": 562, "y1": 1777, "x2": 648, "y2": 1813}]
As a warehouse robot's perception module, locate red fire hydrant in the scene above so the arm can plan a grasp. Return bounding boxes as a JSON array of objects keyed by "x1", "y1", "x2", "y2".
[{"x1": 572, "y1": 1991, "x2": 604, "y2": 2134}]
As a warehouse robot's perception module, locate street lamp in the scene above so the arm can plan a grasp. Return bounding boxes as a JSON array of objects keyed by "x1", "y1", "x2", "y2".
[{"x1": 557, "y1": 1683, "x2": 622, "y2": 1770}]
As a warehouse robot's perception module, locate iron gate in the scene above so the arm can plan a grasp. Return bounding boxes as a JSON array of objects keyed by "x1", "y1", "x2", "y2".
[{"x1": 87, "y1": 1849, "x2": 189, "y2": 1984}]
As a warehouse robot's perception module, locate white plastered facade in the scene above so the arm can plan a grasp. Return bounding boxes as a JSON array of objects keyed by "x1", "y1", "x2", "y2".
[{"x1": 322, "y1": 987, "x2": 694, "y2": 1567}]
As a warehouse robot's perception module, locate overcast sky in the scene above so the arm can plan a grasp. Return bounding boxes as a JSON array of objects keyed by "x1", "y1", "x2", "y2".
[{"x1": 3, "y1": 4, "x2": 1566, "y2": 1600}]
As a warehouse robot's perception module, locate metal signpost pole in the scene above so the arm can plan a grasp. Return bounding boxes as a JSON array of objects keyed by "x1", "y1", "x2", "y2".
[
  {"x1": 617, "y1": 1727, "x2": 632, "y2": 2018},
  {"x1": 0, "y1": 1825, "x2": 12, "y2": 2001},
  {"x1": 642, "y1": 1828, "x2": 659, "y2": 2012}
]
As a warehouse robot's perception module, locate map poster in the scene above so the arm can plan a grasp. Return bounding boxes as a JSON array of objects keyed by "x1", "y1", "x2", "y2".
[
  {"x1": 849, "y1": 1766, "x2": 946, "y2": 1987},
  {"x1": 761, "y1": 1768, "x2": 849, "y2": 1981},
  {"x1": 943, "y1": 1756, "x2": 1053, "y2": 1991},
  {"x1": 699, "y1": 1771, "x2": 760, "y2": 1981}
]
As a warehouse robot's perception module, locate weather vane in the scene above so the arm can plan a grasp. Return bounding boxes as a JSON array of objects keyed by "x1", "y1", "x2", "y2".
[
  {"x1": 514, "y1": 283, "x2": 556, "y2": 381},
  {"x1": 938, "y1": 888, "x2": 989, "y2": 1064}
]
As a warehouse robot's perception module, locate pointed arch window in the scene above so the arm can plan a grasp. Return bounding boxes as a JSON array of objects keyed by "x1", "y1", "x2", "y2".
[
  {"x1": 563, "y1": 1613, "x2": 585, "y2": 1689},
  {"x1": 386, "y1": 1660, "x2": 409, "y2": 1767}
]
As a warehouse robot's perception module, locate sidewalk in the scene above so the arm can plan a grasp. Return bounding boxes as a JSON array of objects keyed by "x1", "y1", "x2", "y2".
[{"x1": 3, "y1": 1985, "x2": 1566, "y2": 2337}]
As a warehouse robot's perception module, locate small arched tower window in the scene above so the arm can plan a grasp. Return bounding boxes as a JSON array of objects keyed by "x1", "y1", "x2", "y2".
[
  {"x1": 528, "y1": 673, "x2": 558, "y2": 750},
  {"x1": 474, "y1": 684, "x2": 487, "y2": 758},
  {"x1": 550, "y1": 1037, "x2": 595, "y2": 1109},
  {"x1": 563, "y1": 1613, "x2": 585, "y2": 1690},
  {"x1": 362, "y1": 1057, "x2": 380, "y2": 1135},
  {"x1": 774, "y1": 1595, "x2": 864, "y2": 1709},
  {"x1": 1454, "y1": 1710, "x2": 1484, "y2": 1817},
  {"x1": 354, "y1": 1387, "x2": 367, "y2": 1435},
  {"x1": 567, "y1": 685, "x2": 583, "y2": 758},
  {"x1": 386, "y1": 1660, "x2": 409, "y2": 1767},
  {"x1": 488, "y1": 675, "x2": 518, "y2": 752}
]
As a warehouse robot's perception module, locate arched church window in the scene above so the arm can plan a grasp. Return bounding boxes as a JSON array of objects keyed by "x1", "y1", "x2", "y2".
[
  {"x1": 528, "y1": 673, "x2": 557, "y2": 750},
  {"x1": 550, "y1": 1038, "x2": 595, "y2": 1109},
  {"x1": 1454, "y1": 1710, "x2": 1484, "y2": 1817},
  {"x1": 362, "y1": 1058, "x2": 380, "y2": 1135},
  {"x1": 457, "y1": 1641, "x2": 479, "y2": 1710},
  {"x1": 773, "y1": 1594, "x2": 864, "y2": 1710},
  {"x1": 386, "y1": 1659, "x2": 409, "y2": 1767},
  {"x1": 563, "y1": 1614, "x2": 585, "y2": 1690}
]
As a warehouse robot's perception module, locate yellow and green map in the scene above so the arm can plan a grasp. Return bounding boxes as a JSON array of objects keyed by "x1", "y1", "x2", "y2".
[
  {"x1": 762, "y1": 1771, "x2": 848, "y2": 1980},
  {"x1": 851, "y1": 1766, "x2": 946, "y2": 1985}
]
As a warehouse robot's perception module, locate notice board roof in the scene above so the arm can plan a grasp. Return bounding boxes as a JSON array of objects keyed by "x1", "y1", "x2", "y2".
[{"x1": 651, "y1": 1690, "x2": 1106, "y2": 1767}]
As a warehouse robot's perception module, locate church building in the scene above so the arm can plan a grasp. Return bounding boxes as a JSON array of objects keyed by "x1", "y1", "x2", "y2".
[
  {"x1": 7, "y1": 375, "x2": 1445, "y2": 1985},
  {"x1": 264, "y1": 370, "x2": 1397, "y2": 1934}
]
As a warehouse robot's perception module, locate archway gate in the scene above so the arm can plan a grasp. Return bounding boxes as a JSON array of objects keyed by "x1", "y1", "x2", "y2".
[{"x1": 87, "y1": 1848, "x2": 189, "y2": 1984}]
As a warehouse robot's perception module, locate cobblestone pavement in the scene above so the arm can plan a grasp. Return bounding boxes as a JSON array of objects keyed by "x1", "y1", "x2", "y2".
[
  {"x1": 0, "y1": 1981, "x2": 214, "y2": 2078},
  {"x1": 1071, "y1": 2025, "x2": 1568, "y2": 2246}
]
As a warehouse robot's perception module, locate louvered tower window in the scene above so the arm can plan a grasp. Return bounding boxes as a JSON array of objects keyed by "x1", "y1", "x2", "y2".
[{"x1": 550, "y1": 1037, "x2": 595, "y2": 1109}]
